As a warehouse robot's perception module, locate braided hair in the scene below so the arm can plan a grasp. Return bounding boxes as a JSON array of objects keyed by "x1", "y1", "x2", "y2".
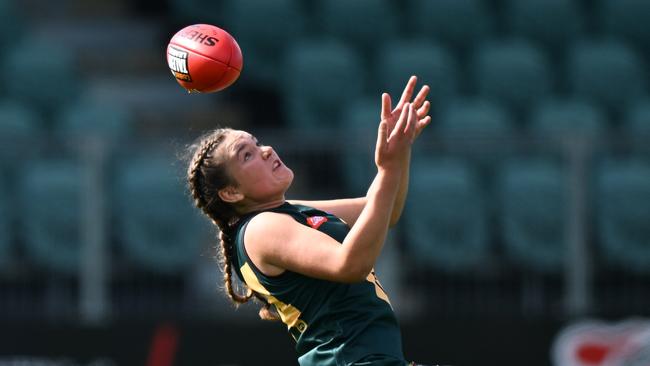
[{"x1": 186, "y1": 128, "x2": 278, "y2": 320}]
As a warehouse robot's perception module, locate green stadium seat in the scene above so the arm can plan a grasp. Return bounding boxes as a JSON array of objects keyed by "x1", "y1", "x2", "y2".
[
  {"x1": 340, "y1": 98, "x2": 380, "y2": 196},
  {"x1": 3, "y1": 38, "x2": 79, "y2": 112},
  {"x1": 436, "y1": 98, "x2": 515, "y2": 159},
  {"x1": 223, "y1": 0, "x2": 306, "y2": 87},
  {"x1": 404, "y1": 158, "x2": 489, "y2": 273},
  {"x1": 374, "y1": 40, "x2": 459, "y2": 107},
  {"x1": 505, "y1": 0, "x2": 584, "y2": 52},
  {"x1": 316, "y1": 0, "x2": 398, "y2": 56},
  {"x1": 497, "y1": 159, "x2": 567, "y2": 273},
  {"x1": 600, "y1": 0, "x2": 650, "y2": 53},
  {"x1": 0, "y1": 0, "x2": 25, "y2": 53},
  {"x1": 115, "y1": 154, "x2": 207, "y2": 274},
  {"x1": 567, "y1": 40, "x2": 645, "y2": 114},
  {"x1": 283, "y1": 40, "x2": 365, "y2": 131},
  {"x1": 19, "y1": 159, "x2": 83, "y2": 275},
  {"x1": 473, "y1": 40, "x2": 552, "y2": 114},
  {"x1": 0, "y1": 99, "x2": 43, "y2": 161},
  {"x1": 407, "y1": 0, "x2": 494, "y2": 51},
  {"x1": 529, "y1": 98, "x2": 608, "y2": 142},
  {"x1": 596, "y1": 158, "x2": 650, "y2": 273},
  {"x1": 55, "y1": 99, "x2": 132, "y2": 141},
  {"x1": 165, "y1": 0, "x2": 223, "y2": 25},
  {"x1": 622, "y1": 99, "x2": 650, "y2": 148}
]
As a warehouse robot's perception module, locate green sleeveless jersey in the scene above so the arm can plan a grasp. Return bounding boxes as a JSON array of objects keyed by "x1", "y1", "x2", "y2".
[{"x1": 233, "y1": 202, "x2": 406, "y2": 366}]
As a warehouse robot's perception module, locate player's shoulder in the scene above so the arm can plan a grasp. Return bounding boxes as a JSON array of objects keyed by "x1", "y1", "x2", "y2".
[{"x1": 245, "y1": 210, "x2": 301, "y2": 236}]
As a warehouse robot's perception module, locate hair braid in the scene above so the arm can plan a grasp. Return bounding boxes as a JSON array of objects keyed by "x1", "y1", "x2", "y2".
[{"x1": 186, "y1": 128, "x2": 279, "y2": 320}]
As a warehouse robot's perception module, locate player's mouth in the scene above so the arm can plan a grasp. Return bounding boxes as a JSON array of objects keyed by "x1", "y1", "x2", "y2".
[{"x1": 272, "y1": 160, "x2": 282, "y2": 171}]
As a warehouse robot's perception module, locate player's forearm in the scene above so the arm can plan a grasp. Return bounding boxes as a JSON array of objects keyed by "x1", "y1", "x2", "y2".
[
  {"x1": 390, "y1": 149, "x2": 411, "y2": 227},
  {"x1": 341, "y1": 169, "x2": 400, "y2": 280}
]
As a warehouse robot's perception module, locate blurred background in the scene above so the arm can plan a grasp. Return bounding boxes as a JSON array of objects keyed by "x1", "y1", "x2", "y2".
[{"x1": 1, "y1": 0, "x2": 650, "y2": 365}]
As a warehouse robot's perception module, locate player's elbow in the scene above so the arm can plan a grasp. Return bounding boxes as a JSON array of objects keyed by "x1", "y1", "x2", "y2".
[{"x1": 337, "y1": 257, "x2": 372, "y2": 283}]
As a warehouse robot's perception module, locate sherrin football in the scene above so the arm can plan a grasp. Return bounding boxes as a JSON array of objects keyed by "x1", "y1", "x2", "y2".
[{"x1": 166, "y1": 24, "x2": 243, "y2": 93}]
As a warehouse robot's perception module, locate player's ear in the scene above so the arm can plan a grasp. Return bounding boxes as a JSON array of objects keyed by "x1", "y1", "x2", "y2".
[{"x1": 218, "y1": 186, "x2": 244, "y2": 203}]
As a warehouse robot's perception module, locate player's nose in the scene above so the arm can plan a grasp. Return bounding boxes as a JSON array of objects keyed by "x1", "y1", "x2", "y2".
[{"x1": 261, "y1": 146, "x2": 273, "y2": 159}]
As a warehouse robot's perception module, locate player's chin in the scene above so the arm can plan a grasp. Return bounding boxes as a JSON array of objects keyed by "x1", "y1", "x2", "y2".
[{"x1": 279, "y1": 167, "x2": 295, "y2": 185}]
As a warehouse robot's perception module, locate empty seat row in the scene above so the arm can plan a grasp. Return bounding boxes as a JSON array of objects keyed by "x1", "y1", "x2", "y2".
[
  {"x1": 403, "y1": 157, "x2": 650, "y2": 274},
  {"x1": 282, "y1": 38, "x2": 647, "y2": 130},
  {"x1": 1, "y1": 153, "x2": 649, "y2": 276},
  {"x1": 0, "y1": 154, "x2": 210, "y2": 276},
  {"x1": 1, "y1": 34, "x2": 646, "y2": 132},
  {"x1": 168, "y1": 0, "x2": 650, "y2": 56}
]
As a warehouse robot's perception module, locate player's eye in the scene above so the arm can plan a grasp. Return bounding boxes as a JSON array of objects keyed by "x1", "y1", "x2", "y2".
[
  {"x1": 255, "y1": 141, "x2": 262, "y2": 147},
  {"x1": 244, "y1": 151, "x2": 252, "y2": 161}
]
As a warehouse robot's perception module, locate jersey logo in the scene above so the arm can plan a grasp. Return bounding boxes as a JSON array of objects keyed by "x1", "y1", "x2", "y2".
[{"x1": 306, "y1": 216, "x2": 328, "y2": 229}]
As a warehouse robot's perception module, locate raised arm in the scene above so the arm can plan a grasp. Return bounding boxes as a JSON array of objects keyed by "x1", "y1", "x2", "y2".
[
  {"x1": 381, "y1": 76, "x2": 431, "y2": 226},
  {"x1": 246, "y1": 104, "x2": 418, "y2": 283},
  {"x1": 291, "y1": 76, "x2": 431, "y2": 228}
]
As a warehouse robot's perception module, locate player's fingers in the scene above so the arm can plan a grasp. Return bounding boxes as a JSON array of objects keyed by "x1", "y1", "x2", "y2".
[
  {"x1": 412, "y1": 85, "x2": 430, "y2": 109},
  {"x1": 376, "y1": 120, "x2": 388, "y2": 152},
  {"x1": 381, "y1": 93, "x2": 392, "y2": 121},
  {"x1": 389, "y1": 102, "x2": 410, "y2": 141},
  {"x1": 394, "y1": 75, "x2": 417, "y2": 112},
  {"x1": 405, "y1": 103, "x2": 416, "y2": 136},
  {"x1": 417, "y1": 100, "x2": 431, "y2": 118},
  {"x1": 415, "y1": 116, "x2": 432, "y2": 138}
]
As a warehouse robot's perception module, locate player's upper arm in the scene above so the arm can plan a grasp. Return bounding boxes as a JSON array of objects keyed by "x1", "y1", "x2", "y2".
[
  {"x1": 244, "y1": 211, "x2": 367, "y2": 283},
  {"x1": 288, "y1": 197, "x2": 366, "y2": 227}
]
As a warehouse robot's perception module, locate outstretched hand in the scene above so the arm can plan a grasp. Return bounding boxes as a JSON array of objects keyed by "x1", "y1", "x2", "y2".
[
  {"x1": 381, "y1": 75, "x2": 432, "y2": 141},
  {"x1": 375, "y1": 103, "x2": 418, "y2": 171}
]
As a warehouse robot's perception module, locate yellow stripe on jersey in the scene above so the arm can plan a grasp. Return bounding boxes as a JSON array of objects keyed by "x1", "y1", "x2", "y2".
[
  {"x1": 240, "y1": 263, "x2": 307, "y2": 331},
  {"x1": 367, "y1": 270, "x2": 392, "y2": 307}
]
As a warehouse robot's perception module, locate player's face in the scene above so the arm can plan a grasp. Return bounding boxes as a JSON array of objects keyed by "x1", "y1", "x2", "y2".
[{"x1": 222, "y1": 130, "x2": 294, "y2": 204}]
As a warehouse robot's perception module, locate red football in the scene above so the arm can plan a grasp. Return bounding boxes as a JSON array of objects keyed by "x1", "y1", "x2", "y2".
[{"x1": 166, "y1": 24, "x2": 243, "y2": 93}]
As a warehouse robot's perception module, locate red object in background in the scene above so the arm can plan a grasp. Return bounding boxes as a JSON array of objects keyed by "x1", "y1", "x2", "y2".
[
  {"x1": 576, "y1": 343, "x2": 611, "y2": 364},
  {"x1": 146, "y1": 323, "x2": 179, "y2": 366},
  {"x1": 166, "y1": 24, "x2": 243, "y2": 93}
]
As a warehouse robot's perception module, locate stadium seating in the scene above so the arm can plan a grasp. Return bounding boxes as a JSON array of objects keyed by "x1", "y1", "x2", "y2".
[
  {"x1": 596, "y1": 158, "x2": 650, "y2": 274},
  {"x1": 55, "y1": 98, "x2": 132, "y2": 141},
  {"x1": 504, "y1": 0, "x2": 584, "y2": 53},
  {"x1": 599, "y1": 0, "x2": 650, "y2": 53},
  {"x1": 0, "y1": 0, "x2": 24, "y2": 54},
  {"x1": 407, "y1": 0, "x2": 494, "y2": 51},
  {"x1": 315, "y1": 0, "x2": 398, "y2": 57},
  {"x1": 19, "y1": 159, "x2": 84, "y2": 275},
  {"x1": 436, "y1": 98, "x2": 515, "y2": 160},
  {"x1": 404, "y1": 158, "x2": 489, "y2": 273},
  {"x1": 473, "y1": 39, "x2": 552, "y2": 114},
  {"x1": 497, "y1": 159, "x2": 567, "y2": 273},
  {"x1": 528, "y1": 98, "x2": 608, "y2": 142},
  {"x1": 114, "y1": 154, "x2": 208, "y2": 274},
  {"x1": 0, "y1": 99, "x2": 42, "y2": 162},
  {"x1": 223, "y1": 0, "x2": 306, "y2": 87},
  {"x1": 567, "y1": 39, "x2": 645, "y2": 114},
  {"x1": 283, "y1": 40, "x2": 365, "y2": 131},
  {"x1": 374, "y1": 40, "x2": 459, "y2": 107},
  {"x1": 622, "y1": 99, "x2": 650, "y2": 148},
  {"x1": 165, "y1": 0, "x2": 222, "y2": 25},
  {"x1": 3, "y1": 38, "x2": 79, "y2": 113},
  {"x1": 340, "y1": 98, "x2": 380, "y2": 196}
]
